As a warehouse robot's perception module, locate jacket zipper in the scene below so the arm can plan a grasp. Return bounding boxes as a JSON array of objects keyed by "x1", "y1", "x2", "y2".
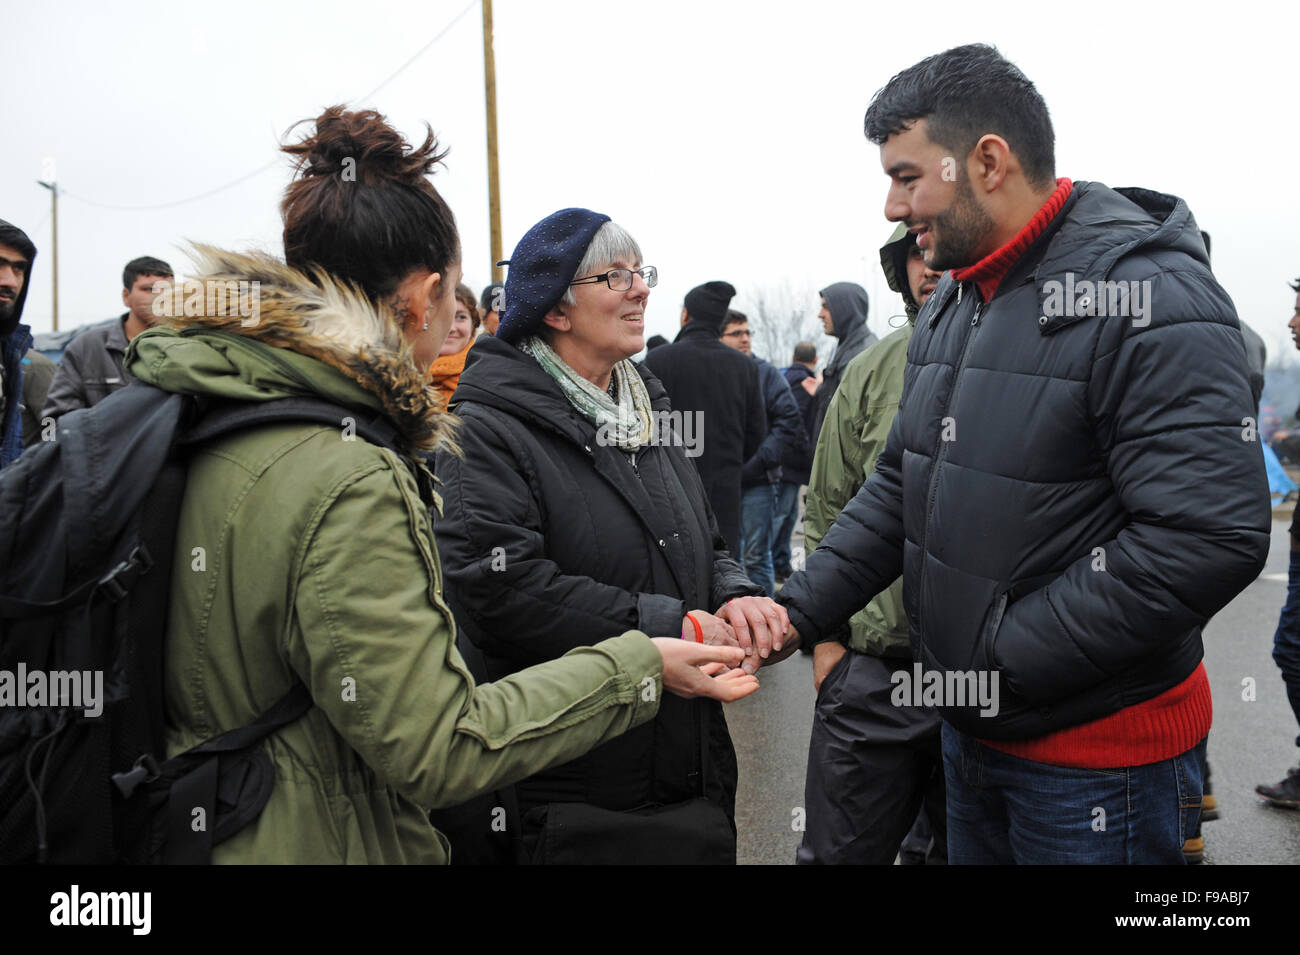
[{"x1": 917, "y1": 285, "x2": 985, "y2": 663}]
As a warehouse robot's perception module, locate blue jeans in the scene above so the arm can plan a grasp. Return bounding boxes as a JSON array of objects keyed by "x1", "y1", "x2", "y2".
[
  {"x1": 1273, "y1": 546, "x2": 1300, "y2": 746},
  {"x1": 770, "y1": 481, "x2": 802, "y2": 579},
  {"x1": 942, "y1": 723, "x2": 1204, "y2": 864},
  {"x1": 739, "y1": 484, "x2": 776, "y2": 596}
]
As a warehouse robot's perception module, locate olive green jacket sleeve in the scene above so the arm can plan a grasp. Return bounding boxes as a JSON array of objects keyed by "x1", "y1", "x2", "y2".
[
  {"x1": 288, "y1": 456, "x2": 664, "y2": 811},
  {"x1": 803, "y1": 324, "x2": 913, "y2": 657}
]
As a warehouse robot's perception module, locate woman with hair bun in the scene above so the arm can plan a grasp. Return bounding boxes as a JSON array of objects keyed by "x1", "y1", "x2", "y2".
[{"x1": 124, "y1": 105, "x2": 756, "y2": 864}]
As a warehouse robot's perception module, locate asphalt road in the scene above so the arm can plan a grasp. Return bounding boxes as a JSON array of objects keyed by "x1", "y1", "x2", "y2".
[{"x1": 725, "y1": 518, "x2": 1300, "y2": 865}]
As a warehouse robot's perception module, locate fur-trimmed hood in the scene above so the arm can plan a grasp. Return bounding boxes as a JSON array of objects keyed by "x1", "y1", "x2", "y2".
[{"x1": 125, "y1": 244, "x2": 456, "y2": 454}]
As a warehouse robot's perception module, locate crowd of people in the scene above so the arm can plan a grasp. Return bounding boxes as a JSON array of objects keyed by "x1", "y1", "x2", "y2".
[{"x1": 2, "y1": 42, "x2": 1298, "y2": 866}]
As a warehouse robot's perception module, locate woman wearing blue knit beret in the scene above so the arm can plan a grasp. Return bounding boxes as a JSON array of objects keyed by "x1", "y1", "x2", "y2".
[{"x1": 432, "y1": 208, "x2": 788, "y2": 864}]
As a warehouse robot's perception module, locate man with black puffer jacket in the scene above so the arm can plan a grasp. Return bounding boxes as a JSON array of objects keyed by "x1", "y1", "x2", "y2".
[{"x1": 773, "y1": 44, "x2": 1270, "y2": 865}]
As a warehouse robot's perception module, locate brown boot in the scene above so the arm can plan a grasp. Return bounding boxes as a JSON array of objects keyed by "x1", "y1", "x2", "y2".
[
  {"x1": 1182, "y1": 835, "x2": 1204, "y2": 864},
  {"x1": 1201, "y1": 793, "x2": 1219, "y2": 821}
]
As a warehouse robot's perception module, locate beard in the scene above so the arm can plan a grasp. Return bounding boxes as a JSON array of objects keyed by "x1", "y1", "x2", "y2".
[
  {"x1": 0, "y1": 296, "x2": 17, "y2": 335},
  {"x1": 925, "y1": 176, "x2": 996, "y2": 272}
]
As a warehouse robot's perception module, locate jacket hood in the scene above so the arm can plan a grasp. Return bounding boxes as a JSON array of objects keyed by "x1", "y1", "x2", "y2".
[
  {"x1": 1039, "y1": 183, "x2": 1209, "y2": 279},
  {"x1": 880, "y1": 223, "x2": 920, "y2": 320},
  {"x1": 452, "y1": 333, "x2": 669, "y2": 444},
  {"x1": 819, "y1": 281, "x2": 869, "y2": 341},
  {"x1": 819, "y1": 281, "x2": 876, "y2": 381},
  {"x1": 0, "y1": 219, "x2": 37, "y2": 337},
  {"x1": 124, "y1": 244, "x2": 456, "y2": 454}
]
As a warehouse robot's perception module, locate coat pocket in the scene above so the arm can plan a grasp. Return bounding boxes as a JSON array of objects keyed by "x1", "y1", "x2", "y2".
[{"x1": 982, "y1": 590, "x2": 1009, "y2": 673}]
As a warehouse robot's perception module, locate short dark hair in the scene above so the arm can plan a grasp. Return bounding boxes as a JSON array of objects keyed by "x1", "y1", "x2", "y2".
[
  {"x1": 1290, "y1": 276, "x2": 1300, "y2": 293},
  {"x1": 480, "y1": 282, "x2": 504, "y2": 314},
  {"x1": 123, "y1": 255, "x2": 173, "y2": 290},
  {"x1": 793, "y1": 342, "x2": 817, "y2": 364},
  {"x1": 722, "y1": 308, "x2": 749, "y2": 334},
  {"x1": 864, "y1": 43, "x2": 1055, "y2": 189}
]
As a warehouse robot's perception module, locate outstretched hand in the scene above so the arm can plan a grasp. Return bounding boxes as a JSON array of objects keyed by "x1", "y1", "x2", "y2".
[{"x1": 652, "y1": 639, "x2": 759, "y2": 702}]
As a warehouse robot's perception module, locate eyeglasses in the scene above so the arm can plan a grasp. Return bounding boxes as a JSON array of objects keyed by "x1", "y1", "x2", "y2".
[{"x1": 569, "y1": 266, "x2": 658, "y2": 291}]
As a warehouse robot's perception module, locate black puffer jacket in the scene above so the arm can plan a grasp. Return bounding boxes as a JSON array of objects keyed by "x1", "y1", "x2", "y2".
[
  {"x1": 780, "y1": 363, "x2": 817, "y2": 485},
  {"x1": 434, "y1": 334, "x2": 761, "y2": 824},
  {"x1": 643, "y1": 322, "x2": 766, "y2": 558},
  {"x1": 780, "y1": 182, "x2": 1270, "y2": 739}
]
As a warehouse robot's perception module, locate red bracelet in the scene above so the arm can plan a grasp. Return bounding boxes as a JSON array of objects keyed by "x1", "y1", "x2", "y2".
[{"x1": 684, "y1": 612, "x2": 704, "y2": 643}]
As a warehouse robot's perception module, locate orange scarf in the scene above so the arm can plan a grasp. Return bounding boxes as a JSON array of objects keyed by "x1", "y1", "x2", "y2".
[{"x1": 428, "y1": 336, "x2": 473, "y2": 406}]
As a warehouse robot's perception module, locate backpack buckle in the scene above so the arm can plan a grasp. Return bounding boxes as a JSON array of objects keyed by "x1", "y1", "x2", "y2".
[
  {"x1": 97, "y1": 546, "x2": 153, "y2": 602},
  {"x1": 111, "y1": 753, "x2": 161, "y2": 799}
]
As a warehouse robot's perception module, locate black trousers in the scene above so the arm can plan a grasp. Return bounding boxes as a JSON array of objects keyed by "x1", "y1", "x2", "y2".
[{"x1": 797, "y1": 649, "x2": 946, "y2": 865}]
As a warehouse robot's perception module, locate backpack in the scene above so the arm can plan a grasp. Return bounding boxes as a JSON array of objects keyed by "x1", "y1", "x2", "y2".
[{"x1": 0, "y1": 382, "x2": 410, "y2": 863}]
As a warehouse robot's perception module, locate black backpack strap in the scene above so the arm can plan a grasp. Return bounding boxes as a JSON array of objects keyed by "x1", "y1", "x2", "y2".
[
  {"x1": 160, "y1": 682, "x2": 313, "y2": 865},
  {"x1": 183, "y1": 397, "x2": 408, "y2": 457}
]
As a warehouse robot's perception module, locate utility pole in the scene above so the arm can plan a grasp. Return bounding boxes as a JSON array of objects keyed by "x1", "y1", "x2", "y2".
[
  {"x1": 38, "y1": 158, "x2": 59, "y2": 331},
  {"x1": 482, "y1": 0, "x2": 503, "y2": 283}
]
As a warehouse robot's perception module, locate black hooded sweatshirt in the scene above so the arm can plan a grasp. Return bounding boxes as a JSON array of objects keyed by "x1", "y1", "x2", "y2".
[
  {"x1": 0, "y1": 220, "x2": 37, "y2": 467},
  {"x1": 812, "y1": 282, "x2": 876, "y2": 444}
]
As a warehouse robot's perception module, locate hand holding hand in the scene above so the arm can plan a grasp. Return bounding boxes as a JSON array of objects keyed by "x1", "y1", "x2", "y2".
[
  {"x1": 718, "y1": 596, "x2": 791, "y2": 674},
  {"x1": 652, "y1": 640, "x2": 759, "y2": 702},
  {"x1": 681, "y1": 610, "x2": 739, "y2": 648}
]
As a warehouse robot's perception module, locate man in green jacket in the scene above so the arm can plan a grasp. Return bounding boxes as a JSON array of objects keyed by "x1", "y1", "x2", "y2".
[
  {"x1": 125, "y1": 246, "x2": 751, "y2": 864},
  {"x1": 796, "y1": 225, "x2": 943, "y2": 865}
]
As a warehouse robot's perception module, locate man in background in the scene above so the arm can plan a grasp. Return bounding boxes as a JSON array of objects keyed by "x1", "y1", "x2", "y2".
[
  {"x1": 773, "y1": 341, "x2": 818, "y2": 583},
  {"x1": 719, "y1": 309, "x2": 802, "y2": 595},
  {"x1": 811, "y1": 282, "x2": 875, "y2": 443},
  {"x1": 0, "y1": 219, "x2": 37, "y2": 467},
  {"x1": 43, "y1": 255, "x2": 173, "y2": 421},
  {"x1": 645, "y1": 281, "x2": 765, "y2": 561},
  {"x1": 799, "y1": 223, "x2": 943, "y2": 864}
]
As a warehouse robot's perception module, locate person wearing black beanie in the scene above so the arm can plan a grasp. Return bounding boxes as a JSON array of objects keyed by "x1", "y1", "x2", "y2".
[{"x1": 644, "y1": 281, "x2": 767, "y2": 560}]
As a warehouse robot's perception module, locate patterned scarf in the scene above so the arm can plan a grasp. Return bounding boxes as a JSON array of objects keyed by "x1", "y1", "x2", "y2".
[{"x1": 520, "y1": 335, "x2": 654, "y2": 450}]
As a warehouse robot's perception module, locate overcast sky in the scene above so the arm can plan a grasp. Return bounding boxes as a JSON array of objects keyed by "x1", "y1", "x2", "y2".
[{"x1": 4, "y1": 0, "x2": 1298, "y2": 363}]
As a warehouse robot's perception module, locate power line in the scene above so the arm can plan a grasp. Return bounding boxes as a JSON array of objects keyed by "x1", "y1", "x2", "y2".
[{"x1": 59, "y1": 0, "x2": 478, "y2": 213}]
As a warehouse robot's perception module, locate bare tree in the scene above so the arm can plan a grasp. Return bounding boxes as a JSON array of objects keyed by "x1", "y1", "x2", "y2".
[{"x1": 735, "y1": 281, "x2": 832, "y2": 370}]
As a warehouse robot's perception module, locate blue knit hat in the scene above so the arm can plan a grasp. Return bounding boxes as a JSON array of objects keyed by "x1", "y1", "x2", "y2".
[{"x1": 497, "y1": 208, "x2": 610, "y2": 344}]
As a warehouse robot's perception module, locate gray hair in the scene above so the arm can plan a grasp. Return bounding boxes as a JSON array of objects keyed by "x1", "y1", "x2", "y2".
[{"x1": 559, "y1": 220, "x2": 643, "y2": 307}]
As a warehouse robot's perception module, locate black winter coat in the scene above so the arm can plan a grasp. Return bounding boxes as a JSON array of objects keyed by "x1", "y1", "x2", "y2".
[
  {"x1": 643, "y1": 322, "x2": 766, "y2": 557},
  {"x1": 780, "y1": 364, "x2": 817, "y2": 485},
  {"x1": 779, "y1": 182, "x2": 1270, "y2": 740},
  {"x1": 741, "y1": 355, "x2": 804, "y2": 489},
  {"x1": 434, "y1": 334, "x2": 761, "y2": 826}
]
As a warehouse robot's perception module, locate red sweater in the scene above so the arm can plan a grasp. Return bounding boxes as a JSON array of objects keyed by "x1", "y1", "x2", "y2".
[{"x1": 952, "y1": 178, "x2": 1212, "y2": 768}]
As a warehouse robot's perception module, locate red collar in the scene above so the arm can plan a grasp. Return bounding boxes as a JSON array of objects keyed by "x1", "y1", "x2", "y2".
[{"x1": 950, "y1": 177, "x2": 1073, "y2": 302}]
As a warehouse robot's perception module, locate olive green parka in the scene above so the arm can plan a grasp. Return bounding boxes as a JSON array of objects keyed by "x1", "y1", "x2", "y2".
[
  {"x1": 124, "y1": 247, "x2": 663, "y2": 863},
  {"x1": 802, "y1": 225, "x2": 919, "y2": 657}
]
